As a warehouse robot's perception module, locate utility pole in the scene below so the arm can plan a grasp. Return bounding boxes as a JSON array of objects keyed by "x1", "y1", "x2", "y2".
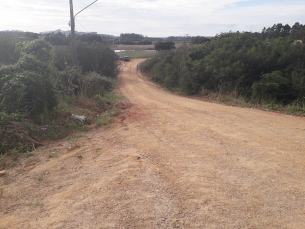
[
  {"x1": 69, "y1": 0, "x2": 99, "y2": 66},
  {"x1": 69, "y1": 0, "x2": 77, "y2": 66}
]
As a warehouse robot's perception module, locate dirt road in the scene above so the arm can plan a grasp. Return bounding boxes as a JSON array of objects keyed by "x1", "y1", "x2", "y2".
[{"x1": 1, "y1": 59, "x2": 305, "y2": 228}]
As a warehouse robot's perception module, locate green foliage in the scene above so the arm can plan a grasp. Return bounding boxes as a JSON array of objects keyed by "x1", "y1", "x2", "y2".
[
  {"x1": 76, "y1": 41, "x2": 118, "y2": 76},
  {"x1": 82, "y1": 72, "x2": 115, "y2": 98},
  {"x1": 120, "y1": 33, "x2": 144, "y2": 40},
  {"x1": 120, "y1": 40, "x2": 152, "y2": 45},
  {"x1": 78, "y1": 34, "x2": 103, "y2": 43},
  {"x1": 0, "y1": 34, "x2": 20, "y2": 65},
  {"x1": 23, "y1": 32, "x2": 39, "y2": 40},
  {"x1": 252, "y1": 71, "x2": 292, "y2": 103},
  {"x1": 43, "y1": 32, "x2": 69, "y2": 46},
  {"x1": 285, "y1": 101, "x2": 305, "y2": 115},
  {"x1": 28, "y1": 201, "x2": 44, "y2": 207},
  {"x1": 0, "y1": 153, "x2": 8, "y2": 170},
  {"x1": 25, "y1": 151, "x2": 34, "y2": 158},
  {"x1": 0, "y1": 39, "x2": 56, "y2": 121},
  {"x1": 21, "y1": 39, "x2": 53, "y2": 62},
  {"x1": 0, "y1": 34, "x2": 122, "y2": 158},
  {"x1": 117, "y1": 50, "x2": 156, "y2": 59},
  {"x1": 95, "y1": 112, "x2": 114, "y2": 127},
  {"x1": 191, "y1": 36, "x2": 211, "y2": 44},
  {"x1": 52, "y1": 46, "x2": 72, "y2": 71},
  {"x1": 154, "y1": 41, "x2": 176, "y2": 51},
  {"x1": 51, "y1": 65, "x2": 83, "y2": 97},
  {"x1": 142, "y1": 23, "x2": 305, "y2": 105},
  {"x1": 67, "y1": 134, "x2": 84, "y2": 142}
]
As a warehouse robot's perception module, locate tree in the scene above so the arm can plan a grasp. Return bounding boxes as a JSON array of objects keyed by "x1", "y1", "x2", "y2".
[
  {"x1": 78, "y1": 34, "x2": 103, "y2": 43},
  {"x1": 191, "y1": 36, "x2": 210, "y2": 44},
  {"x1": 0, "y1": 39, "x2": 57, "y2": 121},
  {"x1": 76, "y1": 41, "x2": 118, "y2": 76},
  {"x1": 154, "y1": 41, "x2": 176, "y2": 51},
  {"x1": 44, "y1": 32, "x2": 69, "y2": 46}
]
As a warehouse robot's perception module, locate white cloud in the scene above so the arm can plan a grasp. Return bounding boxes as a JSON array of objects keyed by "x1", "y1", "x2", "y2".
[{"x1": 0, "y1": 0, "x2": 304, "y2": 36}]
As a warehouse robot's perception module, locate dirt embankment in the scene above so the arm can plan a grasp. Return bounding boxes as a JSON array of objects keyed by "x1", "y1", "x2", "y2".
[{"x1": 1, "y1": 59, "x2": 305, "y2": 228}]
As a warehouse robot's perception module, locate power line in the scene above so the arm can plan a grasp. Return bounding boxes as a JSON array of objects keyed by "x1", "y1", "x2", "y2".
[
  {"x1": 75, "y1": 19, "x2": 89, "y2": 33},
  {"x1": 76, "y1": 0, "x2": 106, "y2": 33},
  {"x1": 93, "y1": 3, "x2": 112, "y2": 30}
]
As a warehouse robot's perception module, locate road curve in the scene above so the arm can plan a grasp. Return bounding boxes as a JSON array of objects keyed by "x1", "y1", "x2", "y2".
[
  {"x1": 118, "y1": 59, "x2": 305, "y2": 228},
  {"x1": 0, "y1": 59, "x2": 304, "y2": 229}
]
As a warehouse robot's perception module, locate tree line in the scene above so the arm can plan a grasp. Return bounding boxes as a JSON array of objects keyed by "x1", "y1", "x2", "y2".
[{"x1": 140, "y1": 22, "x2": 305, "y2": 106}]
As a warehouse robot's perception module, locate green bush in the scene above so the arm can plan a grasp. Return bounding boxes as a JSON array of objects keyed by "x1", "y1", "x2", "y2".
[
  {"x1": 0, "y1": 34, "x2": 20, "y2": 65},
  {"x1": 252, "y1": 71, "x2": 292, "y2": 103},
  {"x1": 140, "y1": 24, "x2": 305, "y2": 102},
  {"x1": 76, "y1": 41, "x2": 118, "y2": 76},
  {"x1": 82, "y1": 72, "x2": 115, "y2": 98},
  {"x1": 0, "y1": 39, "x2": 57, "y2": 121}
]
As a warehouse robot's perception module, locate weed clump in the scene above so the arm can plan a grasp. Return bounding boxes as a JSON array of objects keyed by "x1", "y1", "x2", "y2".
[{"x1": 28, "y1": 201, "x2": 43, "y2": 208}]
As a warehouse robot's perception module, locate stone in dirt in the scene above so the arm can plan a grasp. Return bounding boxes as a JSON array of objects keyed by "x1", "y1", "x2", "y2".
[
  {"x1": 0, "y1": 170, "x2": 6, "y2": 177},
  {"x1": 71, "y1": 114, "x2": 86, "y2": 123}
]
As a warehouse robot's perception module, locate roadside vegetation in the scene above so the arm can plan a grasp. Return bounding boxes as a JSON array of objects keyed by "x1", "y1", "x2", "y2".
[
  {"x1": 140, "y1": 22, "x2": 305, "y2": 115},
  {"x1": 0, "y1": 31, "x2": 122, "y2": 169}
]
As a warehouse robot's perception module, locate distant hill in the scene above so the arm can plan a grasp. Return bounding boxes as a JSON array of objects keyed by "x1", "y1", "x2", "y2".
[{"x1": 39, "y1": 29, "x2": 117, "y2": 38}]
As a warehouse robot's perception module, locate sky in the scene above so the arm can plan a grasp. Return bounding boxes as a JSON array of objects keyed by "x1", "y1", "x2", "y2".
[{"x1": 0, "y1": 0, "x2": 304, "y2": 37}]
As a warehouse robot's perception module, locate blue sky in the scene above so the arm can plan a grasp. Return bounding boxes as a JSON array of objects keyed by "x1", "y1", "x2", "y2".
[{"x1": 0, "y1": 0, "x2": 304, "y2": 37}]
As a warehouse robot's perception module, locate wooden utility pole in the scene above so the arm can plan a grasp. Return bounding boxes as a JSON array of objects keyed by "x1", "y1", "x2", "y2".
[
  {"x1": 69, "y1": 0, "x2": 98, "y2": 66},
  {"x1": 69, "y1": 0, "x2": 77, "y2": 66}
]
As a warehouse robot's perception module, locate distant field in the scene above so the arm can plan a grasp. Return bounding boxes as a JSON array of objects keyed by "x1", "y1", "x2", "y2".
[
  {"x1": 116, "y1": 50, "x2": 156, "y2": 59},
  {"x1": 112, "y1": 41, "x2": 192, "y2": 51},
  {"x1": 111, "y1": 41, "x2": 195, "y2": 59},
  {"x1": 112, "y1": 45, "x2": 154, "y2": 50}
]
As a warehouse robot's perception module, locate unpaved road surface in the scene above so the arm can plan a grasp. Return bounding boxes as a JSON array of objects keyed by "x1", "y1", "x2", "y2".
[{"x1": 1, "y1": 59, "x2": 305, "y2": 228}]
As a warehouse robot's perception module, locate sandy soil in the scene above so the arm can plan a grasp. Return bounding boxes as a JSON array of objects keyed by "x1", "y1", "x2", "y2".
[{"x1": 1, "y1": 59, "x2": 305, "y2": 228}]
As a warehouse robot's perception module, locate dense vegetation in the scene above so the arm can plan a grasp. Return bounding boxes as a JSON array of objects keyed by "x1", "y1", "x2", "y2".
[
  {"x1": 154, "y1": 41, "x2": 176, "y2": 51},
  {"x1": 0, "y1": 32, "x2": 119, "y2": 159},
  {"x1": 141, "y1": 23, "x2": 305, "y2": 109}
]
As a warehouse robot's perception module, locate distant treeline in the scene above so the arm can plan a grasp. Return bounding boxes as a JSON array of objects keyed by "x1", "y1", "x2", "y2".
[
  {"x1": 120, "y1": 33, "x2": 145, "y2": 41},
  {"x1": 140, "y1": 22, "x2": 305, "y2": 105},
  {"x1": 168, "y1": 36, "x2": 192, "y2": 41},
  {"x1": 119, "y1": 40, "x2": 152, "y2": 45}
]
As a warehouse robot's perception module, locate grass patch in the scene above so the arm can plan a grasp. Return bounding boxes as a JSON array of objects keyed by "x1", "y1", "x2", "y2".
[
  {"x1": 0, "y1": 153, "x2": 8, "y2": 170},
  {"x1": 0, "y1": 187, "x2": 3, "y2": 195},
  {"x1": 25, "y1": 159, "x2": 35, "y2": 166},
  {"x1": 285, "y1": 102, "x2": 305, "y2": 116},
  {"x1": 68, "y1": 134, "x2": 85, "y2": 151},
  {"x1": 117, "y1": 50, "x2": 156, "y2": 59},
  {"x1": 25, "y1": 151, "x2": 34, "y2": 158},
  {"x1": 48, "y1": 152, "x2": 58, "y2": 158},
  {"x1": 35, "y1": 173, "x2": 44, "y2": 181},
  {"x1": 95, "y1": 112, "x2": 115, "y2": 127},
  {"x1": 69, "y1": 144, "x2": 81, "y2": 151},
  {"x1": 28, "y1": 201, "x2": 44, "y2": 208},
  {"x1": 67, "y1": 135, "x2": 85, "y2": 142}
]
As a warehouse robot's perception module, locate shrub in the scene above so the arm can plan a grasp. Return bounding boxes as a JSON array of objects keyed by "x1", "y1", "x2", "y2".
[
  {"x1": 76, "y1": 41, "x2": 118, "y2": 76},
  {"x1": 252, "y1": 71, "x2": 293, "y2": 103},
  {"x1": 0, "y1": 34, "x2": 20, "y2": 65},
  {"x1": 154, "y1": 41, "x2": 176, "y2": 51},
  {"x1": 0, "y1": 39, "x2": 56, "y2": 121},
  {"x1": 82, "y1": 72, "x2": 115, "y2": 98}
]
